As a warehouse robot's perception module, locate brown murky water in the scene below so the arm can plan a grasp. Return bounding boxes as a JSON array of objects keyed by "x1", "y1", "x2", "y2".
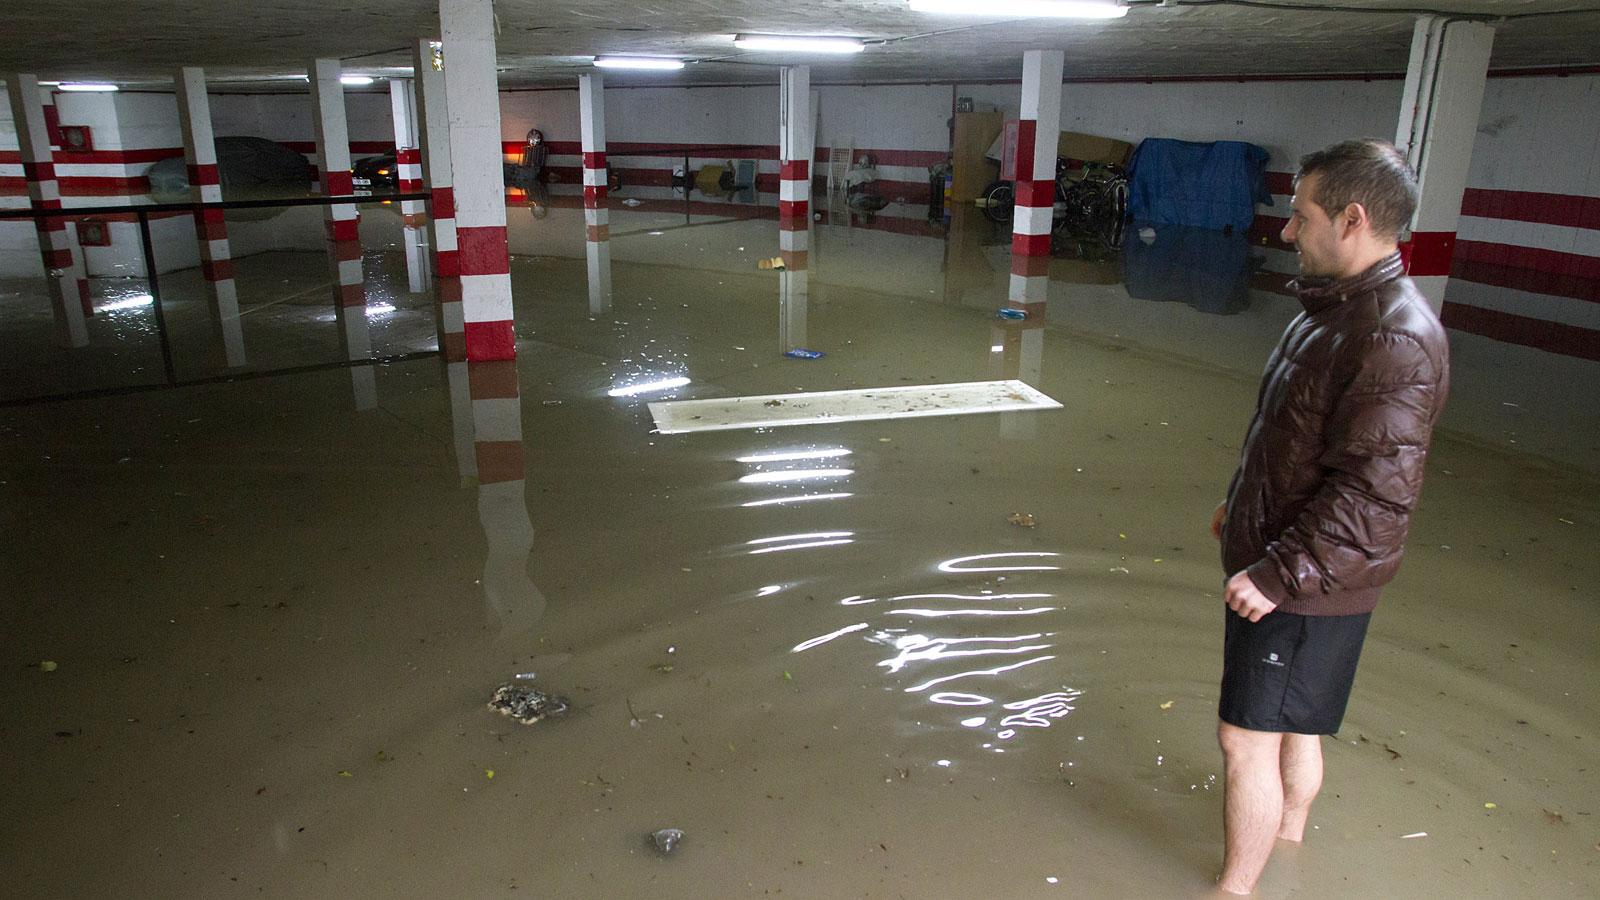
[{"x1": 3, "y1": 199, "x2": 1597, "y2": 897}]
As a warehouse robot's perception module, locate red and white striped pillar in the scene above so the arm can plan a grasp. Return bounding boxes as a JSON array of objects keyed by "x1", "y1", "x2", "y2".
[
  {"x1": 6, "y1": 74, "x2": 88, "y2": 347},
  {"x1": 1394, "y1": 16, "x2": 1494, "y2": 313},
  {"x1": 777, "y1": 65, "x2": 812, "y2": 351},
  {"x1": 309, "y1": 58, "x2": 365, "y2": 311},
  {"x1": 777, "y1": 65, "x2": 812, "y2": 267},
  {"x1": 175, "y1": 66, "x2": 246, "y2": 367},
  {"x1": 412, "y1": 38, "x2": 463, "y2": 360},
  {"x1": 579, "y1": 73, "x2": 608, "y2": 242},
  {"x1": 578, "y1": 72, "x2": 612, "y2": 314},
  {"x1": 389, "y1": 76, "x2": 429, "y2": 293},
  {"x1": 1009, "y1": 50, "x2": 1064, "y2": 316},
  {"x1": 441, "y1": 0, "x2": 515, "y2": 361}
]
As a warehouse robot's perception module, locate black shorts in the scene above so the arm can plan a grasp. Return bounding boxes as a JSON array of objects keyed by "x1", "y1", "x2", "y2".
[{"x1": 1218, "y1": 606, "x2": 1371, "y2": 735}]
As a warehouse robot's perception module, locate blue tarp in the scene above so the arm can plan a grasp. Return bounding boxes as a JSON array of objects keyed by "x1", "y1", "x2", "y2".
[{"x1": 1126, "y1": 139, "x2": 1271, "y2": 233}]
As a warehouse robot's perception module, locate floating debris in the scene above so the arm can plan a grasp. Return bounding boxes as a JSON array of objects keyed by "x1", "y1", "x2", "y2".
[
  {"x1": 1007, "y1": 513, "x2": 1037, "y2": 528},
  {"x1": 1401, "y1": 831, "x2": 1427, "y2": 839},
  {"x1": 488, "y1": 684, "x2": 571, "y2": 725},
  {"x1": 650, "y1": 827, "x2": 685, "y2": 855}
]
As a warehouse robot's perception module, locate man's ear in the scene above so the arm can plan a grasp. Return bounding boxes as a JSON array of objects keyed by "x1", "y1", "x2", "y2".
[{"x1": 1340, "y1": 202, "x2": 1371, "y2": 237}]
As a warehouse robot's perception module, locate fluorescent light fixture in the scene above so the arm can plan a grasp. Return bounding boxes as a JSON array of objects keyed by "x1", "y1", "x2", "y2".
[
  {"x1": 733, "y1": 34, "x2": 866, "y2": 54},
  {"x1": 340, "y1": 74, "x2": 375, "y2": 86},
  {"x1": 908, "y1": 0, "x2": 1128, "y2": 17},
  {"x1": 58, "y1": 83, "x2": 119, "y2": 92},
  {"x1": 736, "y1": 448, "x2": 851, "y2": 464},
  {"x1": 608, "y1": 376, "x2": 691, "y2": 397},
  {"x1": 594, "y1": 56, "x2": 685, "y2": 70}
]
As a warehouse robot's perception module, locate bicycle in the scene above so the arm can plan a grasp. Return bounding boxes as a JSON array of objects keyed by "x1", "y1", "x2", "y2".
[{"x1": 979, "y1": 159, "x2": 1128, "y2": 232}]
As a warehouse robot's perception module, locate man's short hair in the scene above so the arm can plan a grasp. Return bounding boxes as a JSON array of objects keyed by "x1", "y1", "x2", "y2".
[{"x1": 1296, "y1": 140, "x2": 1419, "y2": 240}]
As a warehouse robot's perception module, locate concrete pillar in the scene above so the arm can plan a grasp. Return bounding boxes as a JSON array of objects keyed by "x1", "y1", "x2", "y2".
[
  {"x1": 1395, "y1": 16, "x2": 1495, "y2": 313},
  {"x1": 441, "y1": 0, "x2": 516, "y2": 361},
  {"x1": 389, "y1": 77, "x2": 429, "y2": 295},
  {"x1": 174, "y1": 66, "x2": 246, "y2": 367},
  {"x1": 309, "y1": 58, "x2": 365, "y2": 310},
  {"x1": 579, "y1": 73, "x2": 608, "y2": 240},
  {"x1": 778, "y1": 65, "x2": 812, "y2": 353},
  {"x1": 6, "y1": 74, "x2": 89, "y2": 347},
  {"x1": 445, "y1": 360, "x2": 478, "y2": 485},
  {"x1": 413, "y1": 38, "x2": 463, "y2": 360},
  {"x1": 1009, "y1": 49, "x2": 1064, "y2": 316}
]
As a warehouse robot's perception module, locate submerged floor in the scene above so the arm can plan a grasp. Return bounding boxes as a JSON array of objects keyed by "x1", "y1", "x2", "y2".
[{"x1": 2, "y1": 198, "x2": 1599, "y2": 898}]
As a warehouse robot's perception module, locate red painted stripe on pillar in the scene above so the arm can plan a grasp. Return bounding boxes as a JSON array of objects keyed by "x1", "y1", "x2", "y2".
[
  {"x1": 582, "y1": 151, "x2": 607, "y2": 169},
  {"x1": 465, "y1": 320, "x2": 516, "y2": 361},
  {"x1": 333, "y1": 239, "x2": 362, "y2": 262},
  {"x1": 45, "y1": 248, "x2": 72, "y2": 269},
  {"x1": 435, "y1": 249, "x2": 460, "y2": 278},
  {"x1": 779, "y1": 199, "x2": 809, "y2": 220},
  {"x1": 1015, "y1": 179, "x2": 1054, "y2": 208},
  {"x1": 1011, "y1": 232, "x2": 1052, "y2": 257},
  {"x1": 339, "y1": 283, "x2": 365, "y2": 307},
  {"x1": 456, "y1": 226, "x2": 510, "y2": 276},
  {"x1": 583, "y1": 185, "x2": 607, "y2": 207},
  {"x1": 431, "y1": 186, "x2": 454, "y2": 218},
  {"x1": 436, "y1": 275, "x2": 463, "y2": 304},
  {"x1": 22, "y1": 161, "x2": 56, "y2": 181},
  {"x1": 79, "y1": 279, "x2": 93, "y2": 316},
  {"x1": 187, "y1": 163, "x2": 221, "y2": 186},
  {"x1": 1014, "y1": 120, "x2": 1037, "y2": 182},
  {"x1": 322, "y1": 170, "x2": 354, "y2": 195},
  {"x1": 202, "y1": 258, "x2": 235, "y2": 282},
  {"x1": 441, "y1": 331, "x2": 467, "y2": 363},
  {"x1": 1401, "y1": 231, "x2": 1455, "y2": 277},
  {"x1": 326, "y1": 218, "x2": 360, "y2": 242},
  {"x1": 780, "y1": 160, "x2": 809, "y2": 181},
  {"x1": 586, "y1": 224, "x2": 609, "y2": 241},
  {"x1": 196, "y1": 218, "x2": 228, "y2": 242},
  {"x1": 396, "y1": 148, "x2": 421, "y2": 164},
  {"x1": 1011, "y1": 254, "x2": 1052, "y2": 277}
]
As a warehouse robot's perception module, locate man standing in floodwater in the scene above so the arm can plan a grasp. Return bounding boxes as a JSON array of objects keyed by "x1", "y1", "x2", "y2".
[{"x1": 1208, "y1": 139, "x2": 1451, "y2": 895}]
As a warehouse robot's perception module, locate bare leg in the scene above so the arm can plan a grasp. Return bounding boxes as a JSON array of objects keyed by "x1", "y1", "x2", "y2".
[
  {"x1": 1218, "y1": 721, "x2": 1284, "y2": 895},
  {"x1": 1277, "y1": 732, "x2": 1323, "y2": 842}
]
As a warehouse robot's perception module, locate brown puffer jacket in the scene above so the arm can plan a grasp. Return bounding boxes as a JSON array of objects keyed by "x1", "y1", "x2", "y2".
[{"x1": 1221, "y1": 252, "x2": 1450, "y2": 616}]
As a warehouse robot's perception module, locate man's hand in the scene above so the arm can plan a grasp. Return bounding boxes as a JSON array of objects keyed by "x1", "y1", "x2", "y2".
[
  {"x1": 1225, "y1": 569, "x2": 1277, "y2": 622},
  {"x1": 1210, "y1": 502, "x2": 1226, "y2": 541}
]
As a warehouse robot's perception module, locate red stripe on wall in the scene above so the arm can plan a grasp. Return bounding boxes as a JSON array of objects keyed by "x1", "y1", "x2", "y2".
[
  {"x1": 1402, "y1": 231, "x2": 1456, "y2": 277},
  {"x1": 1455, "y1": 239, "x2": 1600, "y2": 282},
  {"x1": 54, "y1": 148, "x2": 182, "y2": 165},
  {"x1": 1442, "y1": 301, "x2": 1600, "y2": 361},
  {"x1": 1460, "y1": 188, "x2": 1600, "y2": 231},
  {"x1": 58, "y1": 177, "x2": 149, "y2": 195},
  {"x1": 283, "y1": 140, "x2": 395, "y2": 155}
]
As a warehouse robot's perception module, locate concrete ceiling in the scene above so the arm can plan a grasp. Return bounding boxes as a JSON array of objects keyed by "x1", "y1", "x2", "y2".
[{"x1": 4, "y1": 1, "x2": 1599, "y2": 90}]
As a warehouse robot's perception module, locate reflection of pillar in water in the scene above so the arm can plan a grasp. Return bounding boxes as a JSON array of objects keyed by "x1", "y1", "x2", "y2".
[
  {"x1": 413, "y1": 38, "x2": 464, "y2": 360},
  {"x1": 585, "y1": 238, "x2": 612, "y2": 315},
  {"x1": 778, "y1": 228, "x2": 809, "y2": 352},
  {"x1": 42, "y1": 88, "x2": 92, "y2": 320},
  {"x1": 175, "y1": 66, "x2": 246, "y2": 368},
  {"x1": 1008, "y1": 50, "x2": 1063, "y2": 319},
  {"x1": 336, "y1": 304, "x2": 377, "y2": 411},
  {"x1": 466, "y1": 359, "x2": 542, "y2": 633},
  {"x1": 390, "y1": 77, "x2": 429, "y2": 295},
  {"x1": 444, "y1": 360, "x2": 478, "y2": 486},
  {"x1": 991, "y1": 318, "x2": 1046, "y2": 440},
  {"x1": 6, "y1": 74, "x2": 89, "y2": 347}
]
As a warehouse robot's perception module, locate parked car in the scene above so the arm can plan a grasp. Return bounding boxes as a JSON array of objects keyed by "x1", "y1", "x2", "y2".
[{"x1": 352, "y1": 153, "x2": 397, "y2": 191}]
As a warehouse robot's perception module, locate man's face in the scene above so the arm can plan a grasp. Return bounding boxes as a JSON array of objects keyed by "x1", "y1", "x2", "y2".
[{"x1": 1281, "y1": 172, "x2": 1347, "y2": 277}]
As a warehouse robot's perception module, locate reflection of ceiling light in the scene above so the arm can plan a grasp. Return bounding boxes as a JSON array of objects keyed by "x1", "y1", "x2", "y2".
[
  {"x1": 741, "y1": 492, "x2": 853, "y2": 507},
  {"x1": 733, "y1": 34, "x2": 867, "y2": 54},
  {"x1": 341, "y1": 75, "x2": 375, "y2": 86},
  {"x1": 756, "y1": 585, "x2": 784, "y2": 597},
  {"x1": 594, "y1": 57, "x2": 685, "y2": 70},
  {"x1": 749, "y1": 538, "x2": 853, "y2": 555},
  {"x1": 59, "y1": 83, "x2": 119, "y2": 92},
  {"x1": 748, "y1": 531, "x2": 853, "y2": 545},
  {"x1": 608, "y1": 376, "x2": 691, "y2": 397},
  {"x1": 937, "y1": 552, "x2": 1061, "y2": 573},
  {"x1": 739, "y1": 468, "x2": 852, "y2": 484},
  {"x1": 365, "y1": 301, "x2": 396, "y2": 317},
  {"x1": 908, "y1": 0, "x2": 1128, "y2": 18},
  {"x1": 737, "y1": 448, "x2": 851, "y2": 464},
  {"x1": 791, "y1": 622, "x2": 869, "y2": 653},
  {"x1": 98, "y1": 293, "x2": 153, "y2": 312}
]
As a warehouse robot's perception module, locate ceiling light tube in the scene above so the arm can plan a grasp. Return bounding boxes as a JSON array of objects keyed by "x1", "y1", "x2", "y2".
[
  {"x1": 908, "y1": 0, "x2": 1128, "y2": 18},
  {"x1": 733, "y1": 34, "x2": 867, "y2": 54},
  {"x1": 58, "y1": 83, "x2": 119, "y2": 92},
  {"x1": 594, "y1": 56, "x2": 686, "y2": 70},
  {"x1": 340, "y1": 74, "x2": 375, "y2": 86}
]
